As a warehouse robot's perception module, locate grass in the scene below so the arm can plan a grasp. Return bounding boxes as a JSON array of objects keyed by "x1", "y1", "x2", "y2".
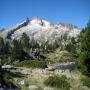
[
  {"x1": 44, "y1": 75, "x2": 70, "y2": 90},
  {"x1": 13, "y1": 77, "x2": 42, "y2": 90},
  {"x1": 15, "y1": 60, "x2": 47, "y2": 69},
  {"x1": 46, "y1": 50, "x2": 77, "y2": 64},
  {"x1": 81, "y1": 76, "x2": 90, "y2": 88}
]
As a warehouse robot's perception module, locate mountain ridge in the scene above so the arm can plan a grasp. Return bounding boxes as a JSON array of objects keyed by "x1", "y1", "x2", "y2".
[{"x1": 0, "y1": 17, "x2": 81, "y2": 45}]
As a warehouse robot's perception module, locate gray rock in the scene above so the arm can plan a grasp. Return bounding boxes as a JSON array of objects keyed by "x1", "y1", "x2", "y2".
[{"x1": 28, "y1": 85, "x2": 39, "y2": 90}]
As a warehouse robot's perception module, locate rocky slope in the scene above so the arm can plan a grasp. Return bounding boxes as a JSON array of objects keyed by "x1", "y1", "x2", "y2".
[{"x1": 0, "y1": 17, "x2": 81, "y2": 45}]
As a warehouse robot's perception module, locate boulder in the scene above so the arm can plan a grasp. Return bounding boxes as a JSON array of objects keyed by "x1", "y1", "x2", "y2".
[{"x1": 28, "y1": 85, "x2": 39, "y2": 90}]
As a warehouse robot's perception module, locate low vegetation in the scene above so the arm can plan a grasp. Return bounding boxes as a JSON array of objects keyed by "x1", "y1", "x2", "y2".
[
  {"x1": 1, "y1": 70, "x2": 19, "y2": 89},
  {"x1": 15, "y1": 60, "x2": 47, "y2": 69},
  {"x1": 44, "y1": 75, "x2": 70, "y2": 90},
  {"x1": 81, "y1": 77, "x2": 90, "y2": 88},
  {"x1": 46, "y1": 50, "x2": 77, "y2": 64}
]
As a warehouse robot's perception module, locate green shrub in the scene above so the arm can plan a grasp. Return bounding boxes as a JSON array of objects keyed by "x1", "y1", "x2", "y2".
[
  {"x1": 44, "y1": 75, "x2": 70, "y2": 90},
  {"x1": 2, "y1": 71, "x2": 15, "y2": 88},
  {"x1": 59, "y1": 52, "x2": 76, "y2": 63},
  {"x1": 3, "y1": 72, "x2": 12, "y2": 84},
  {"x1": 16, "y1": 60, "x2": 47, "y2": 69},
  {"x1": 81, "y1": 77, "x2": 90, "y2": 88}
]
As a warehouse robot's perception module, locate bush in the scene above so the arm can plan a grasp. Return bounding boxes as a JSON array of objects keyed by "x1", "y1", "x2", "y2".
[
  {"x1": 2, "y1": 71, "x2": 16, "y2": 88},
  {"x1": 81, "y1": 77, "x2": 90, "y2": 88},
  {"x1": 44, "y1": 75, "x2": 70, "y2": 90},
  {"x1": 2, "y1": 72, "x2": 12, "y2": 86},
  {"x1": 16, "y1": 60, "x2": 47, "y2": 69}
]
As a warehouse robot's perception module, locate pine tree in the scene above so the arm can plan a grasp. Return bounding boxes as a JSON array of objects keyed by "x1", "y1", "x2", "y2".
[
  {"x1": 4, "y1": 42, "x2": 10, "y2": 54},
  {"x1": 65, "y1": 37, "x2": 76, "y2": 54},
  {"x1": 0, "y1": 37, "x2": 5, "y2": 55},
  {"x1": 71, "y1": 37, "x2": 76, "y2": 44},
  {"x1": 21, "y1": 32, "x2": 30, "y2": 51},
  {"x1": 11, "y1": 39, "x2": 23, "y2": 63},
  {"x1": 78, "y1": 20, "x2": 90, "y2": 75}
]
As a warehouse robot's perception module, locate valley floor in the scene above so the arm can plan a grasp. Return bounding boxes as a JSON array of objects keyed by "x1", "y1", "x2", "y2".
[{"x1": 2, "y1": 62, "x2": 89, "y2": 90}]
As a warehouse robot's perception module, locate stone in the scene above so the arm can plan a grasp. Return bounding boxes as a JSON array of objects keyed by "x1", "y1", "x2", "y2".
[
  {"x1": 28, "y1": 85, "x2": 39, "y2": 90},
  {"x1": 44, "y1": 87, "x2": 54, "y2": 90},
  {"x1": 2, "y1": 65, "x2": 13, "y2": 69},
  {"x1": 19, "y1": 80, "x2": 24, "y2": 85}
]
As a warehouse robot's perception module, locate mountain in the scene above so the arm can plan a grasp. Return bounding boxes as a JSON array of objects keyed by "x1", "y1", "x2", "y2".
[{"x1": 0, "y1": 17, "x2": 81, "y2": 45}]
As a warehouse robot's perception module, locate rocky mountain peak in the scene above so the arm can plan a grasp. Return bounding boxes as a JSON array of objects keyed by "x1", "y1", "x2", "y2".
[
  {"x1": 30, "y1": 17, "x2": 44, "y2": 26},
  {"x1": 30, "y1": 17, "x2": 52, "y2": 27},
  {"x1": 0, "y1": 17, "x2": 81, "y2": 43}
]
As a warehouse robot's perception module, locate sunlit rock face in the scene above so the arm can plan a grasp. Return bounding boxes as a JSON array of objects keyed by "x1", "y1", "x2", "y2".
[{"x1": 0, "y1": 17, "x2": 81, "y2": 45}]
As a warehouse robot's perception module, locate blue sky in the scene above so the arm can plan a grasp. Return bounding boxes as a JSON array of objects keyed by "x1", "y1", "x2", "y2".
[{"x1": 0, "y1": 0, "x2": 90, "y2": 29}]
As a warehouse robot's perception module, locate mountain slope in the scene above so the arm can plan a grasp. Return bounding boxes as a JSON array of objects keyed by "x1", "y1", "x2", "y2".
[{"x1": 0, "y1": 17, "x2": 81, "y2": 44}]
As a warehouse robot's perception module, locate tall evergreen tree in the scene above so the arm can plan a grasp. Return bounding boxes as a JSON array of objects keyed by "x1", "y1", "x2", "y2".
[
  {"x1": 21, "y1": 32, "x2": 30, "y2": 51},
  {"x1": 0, "y1": 37, "x2": 5, "y2": 55},
  {"x1": 78, "y1": 20, "x2": 90, "y2": 75},
  {"x1": 65, "y1": 37, "x2": 76, "y2": 54},
  {"x1": 11, "y1": 39, "x2": 23, "y2": 63},
  {"x1": 4, "y1": 42, "x2": 10, "y2": 54}
]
